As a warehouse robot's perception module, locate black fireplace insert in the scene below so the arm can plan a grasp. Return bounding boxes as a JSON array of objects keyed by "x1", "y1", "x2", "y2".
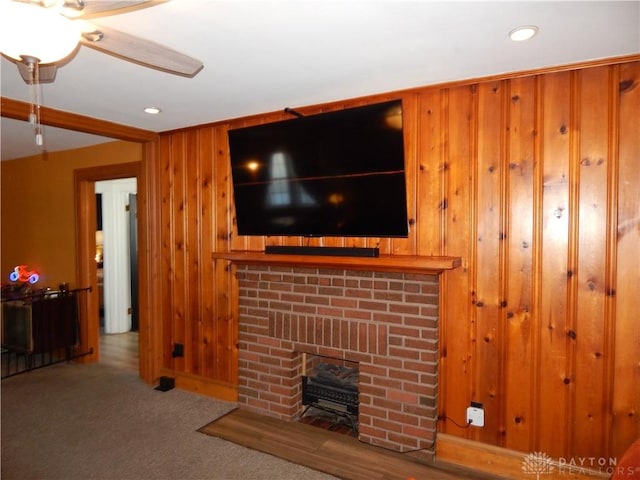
[{"x1": 301, "y1": 362, "x2": 359, "y2": 432}]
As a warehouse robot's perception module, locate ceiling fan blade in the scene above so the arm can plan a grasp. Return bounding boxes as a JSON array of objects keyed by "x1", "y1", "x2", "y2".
[
  {"x1": 79, "y1": 24, "x2": 203, "y2": 77},
  {"x1": 67, "y1": 0, "x2": 167, "y2": 19},
  {"x1": 16, "y1": 0, "x2": 164, "y2": 18},
  {"x1": 16, "y1": 61, "x2": 58, "y2": 84}
]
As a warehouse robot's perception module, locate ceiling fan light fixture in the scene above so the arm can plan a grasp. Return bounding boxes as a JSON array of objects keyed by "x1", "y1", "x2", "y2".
[
  {"x1": 144, "y1": 107, "x2": 161, "y2": 114},
  {"x1": 0, "y1": 1, "x2": 80, "y2": 64},
  {"x1": 509, "y1": 25, "x2": 538, "y2": 42}
]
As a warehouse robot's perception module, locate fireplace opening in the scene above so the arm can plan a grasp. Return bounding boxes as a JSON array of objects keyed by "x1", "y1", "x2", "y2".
[{"x1": 300, "y1": 360, "x2": 359, "y2": 436}]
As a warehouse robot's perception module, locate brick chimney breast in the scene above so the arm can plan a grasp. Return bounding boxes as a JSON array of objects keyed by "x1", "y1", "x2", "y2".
[{"x1": 236, "y1": 264, "x2": 439, "y2": 456}]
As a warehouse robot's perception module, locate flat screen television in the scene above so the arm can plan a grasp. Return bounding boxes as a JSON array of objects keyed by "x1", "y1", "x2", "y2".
[{"x1": 228, "y1": 99, "x2": 408, "y2": 238}]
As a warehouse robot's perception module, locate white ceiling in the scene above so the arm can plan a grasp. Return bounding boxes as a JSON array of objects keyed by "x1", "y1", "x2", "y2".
[{"x1": 1, "y1": 0, "x2": 639, "y2": 161}]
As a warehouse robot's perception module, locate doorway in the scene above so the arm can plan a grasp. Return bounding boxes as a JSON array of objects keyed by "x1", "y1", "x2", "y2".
[
  {"x1": 74, "y1": 162, "x2": 142, "y2": 373},
  {"x1": 95, "y1": 178, "x2": 137, "y2": 335}
]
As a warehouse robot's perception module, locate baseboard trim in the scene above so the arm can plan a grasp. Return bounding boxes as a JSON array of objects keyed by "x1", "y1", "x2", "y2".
[
  {"x1": 157, "y1": 368, "x2": 238, "y2": 402},
  {"x1": 436, "y1": 434, "x2": 609, "y2": 480}
]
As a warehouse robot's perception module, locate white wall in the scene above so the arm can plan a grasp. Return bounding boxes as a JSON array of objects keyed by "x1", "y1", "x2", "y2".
[{"x1": 95, "y1": 178, "x2": 137, "y2": 334}]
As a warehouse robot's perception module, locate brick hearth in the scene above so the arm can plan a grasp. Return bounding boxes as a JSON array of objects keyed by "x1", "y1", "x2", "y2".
[{"x1": 236, "y1": 264, "x2": 439, "y2": 454}]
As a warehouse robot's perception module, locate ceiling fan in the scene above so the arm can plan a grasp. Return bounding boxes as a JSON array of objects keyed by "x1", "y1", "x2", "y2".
[{"x1": 0, "y1": 0, "x2": 204, "y2": 85}]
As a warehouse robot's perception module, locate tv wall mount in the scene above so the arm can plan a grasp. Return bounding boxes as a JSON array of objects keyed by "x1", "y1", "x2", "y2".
[{"x1": 284, "y1": 107, "x2": 304, "y2": 118}]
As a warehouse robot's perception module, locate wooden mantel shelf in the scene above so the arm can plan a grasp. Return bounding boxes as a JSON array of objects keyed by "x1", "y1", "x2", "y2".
[{"x1": 212, "y1": 251, "x2": 461, "y2": 274}]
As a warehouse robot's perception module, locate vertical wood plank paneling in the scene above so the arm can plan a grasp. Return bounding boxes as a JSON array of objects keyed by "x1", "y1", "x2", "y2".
[
  {"x1": 138, "y1": 141, "x2": 160, "y2": 382},
  {"x1": 416, "y1": 89, "x2": 444, "y2": 256},
  {"x1": 199, "y1": 127, "x2": 215, "y2": 379},
  {"x1": 214, "y1": 125, "x2": 237, "y2": 384},
  {"x1": 154, "y1": 59, "x2": 640, "y2": 463},
  {"x1": 473, "y1": 81, "x2": 506, "y2": 444},
  {"x1": 565, "y1": 70, "x2": 581, "y2": 456},
  {"x1": 171, "y1": 132, "x2": 187, "y2": 373},
  {"x1": 159, "y1": 135, "x2": 174, "y2": 371},
  {"x1": 396, "y1": 93, "x2": 418, "y2": 255},
  {"x1": 572, "y1": 66, "x2": 611, "y2": 457},
  {"x1": 503, "y1": 76, "x2": 536, "y2": 452},
  {"x1": 158, "y1": 124, "x2": 239, "y2": 391},
  {"x1": 185, "y1": 129, "x2": 201, "y2": 375},
  {"x1": 440, "y1": 85, "x2": 475, "y2": 436},
  {"x1": 214, "y1": 255, "x2": 234, "y2": 384},
  {"x1": 602, "y1": 65, "x2": 620, "y2": 460},
  {"x1": 536, "y1": 71, "x2": 572, "y2": 458},
  {"x1": 530, "y1": 74, "x2": 545, "y2": 454},
  {"x1": 611, "y1": 61, "x2": 640, "y2": 456}
]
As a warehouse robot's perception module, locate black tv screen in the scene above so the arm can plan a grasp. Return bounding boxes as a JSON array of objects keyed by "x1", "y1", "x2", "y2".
[{"x1": 228, "y1": 99, "x2": 408, "y2": 237}]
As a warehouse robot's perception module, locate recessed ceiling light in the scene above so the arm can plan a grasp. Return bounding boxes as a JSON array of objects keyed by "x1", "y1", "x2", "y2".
[
  {"x1": 509, "y1": 25, "x2": 538, "y2": 42},
  {"x1": 144, "y1": 107, "x2": 161, "y2": 114}
]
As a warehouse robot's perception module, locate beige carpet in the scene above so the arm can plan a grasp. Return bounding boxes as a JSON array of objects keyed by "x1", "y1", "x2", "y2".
[{"x1": 1, "y1": 362, "x2": 338, "y2": 480}]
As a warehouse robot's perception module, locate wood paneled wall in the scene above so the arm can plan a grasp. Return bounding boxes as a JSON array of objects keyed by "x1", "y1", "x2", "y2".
[
  {"x1": 156, "y1": 127, "x2": 237, "y2": 396},
  {"x1": 155, "y1": 58, "x2": 639, "y2": 460},
  {"x1": 435, "y1": 62, "x2": 640, "y2": 460}
]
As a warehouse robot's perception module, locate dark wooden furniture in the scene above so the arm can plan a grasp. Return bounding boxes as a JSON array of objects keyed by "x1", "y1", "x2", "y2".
[{"x1": 2, "y1": 293, "x2": 78, "y2": 354}]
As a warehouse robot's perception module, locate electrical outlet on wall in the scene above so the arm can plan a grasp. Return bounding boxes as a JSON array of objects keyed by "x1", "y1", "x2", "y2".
[
  {"x1": 172, "y1": 343, "x2": 184, "y2": 358},
  {"x1": 466, "y1": 402, "x2": 484, "y2": 427}
]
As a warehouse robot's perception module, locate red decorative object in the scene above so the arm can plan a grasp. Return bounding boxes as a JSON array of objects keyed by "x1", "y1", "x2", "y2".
[{"x1": 8, "y1": 265, "x2": 40, "y2": 284}]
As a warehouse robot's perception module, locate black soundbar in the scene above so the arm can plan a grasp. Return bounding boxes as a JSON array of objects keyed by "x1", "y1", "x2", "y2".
[{"x1": 265, "y1": 245, "x2": 380, "y2": 258}]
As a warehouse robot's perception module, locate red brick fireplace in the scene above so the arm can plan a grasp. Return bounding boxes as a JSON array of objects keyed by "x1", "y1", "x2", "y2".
[{"x1": 236, "y1": 262, "x2": 441, "y2": 455}]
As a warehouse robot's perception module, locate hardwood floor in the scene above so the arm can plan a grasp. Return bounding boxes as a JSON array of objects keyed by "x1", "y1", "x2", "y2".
[
  {"x1": 99, "y1": 331, "x2": 138, "y2": 372},
  {"x1": 200, "y1": 409, "x2": 504, "y2": 480}
]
